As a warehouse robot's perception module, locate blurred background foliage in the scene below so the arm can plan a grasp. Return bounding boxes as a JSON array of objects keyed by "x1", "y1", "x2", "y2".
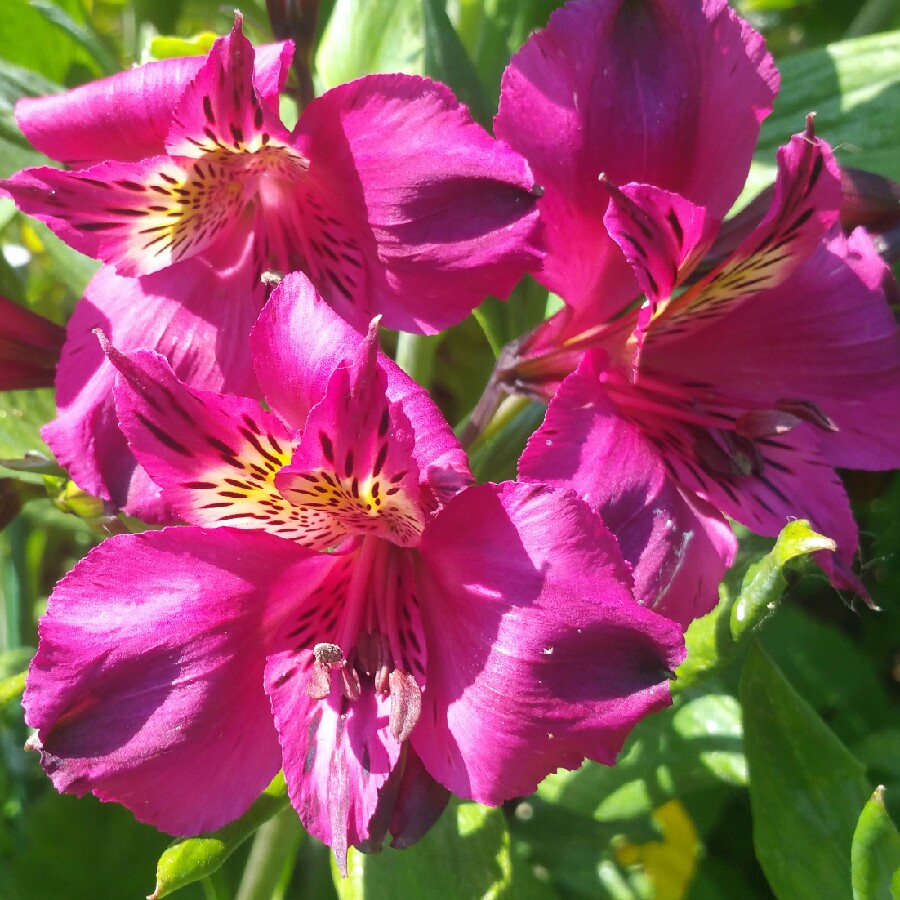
[{"x1": 0, "y1": 0, "x2": 898, "y2": 898}]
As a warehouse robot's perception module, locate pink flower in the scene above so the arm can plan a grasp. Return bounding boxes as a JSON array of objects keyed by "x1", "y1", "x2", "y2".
[
  {"x1": 3, "y1": 16, "x2": 542, "y2": 521},
  {"x1": 24, "y1": 273, "x2": 683, "y2": 870},
  {"x1": 494, "y1": 0, "x2": 900, "y2": 595}
]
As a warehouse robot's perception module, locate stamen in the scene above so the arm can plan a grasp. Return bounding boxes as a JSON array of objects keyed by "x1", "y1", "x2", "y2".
[
  {"x1": 388, "y1": 670, "x2": 422, "y2": 743},
  {"x1": 775, "y1": 398, "x2": 838, "y2": 432},
  {"x1": 313, "y1": 642, "x2": 344, "y2": 666}
]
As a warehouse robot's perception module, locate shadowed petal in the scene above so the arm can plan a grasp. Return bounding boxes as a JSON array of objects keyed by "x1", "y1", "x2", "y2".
[
  {"x1": 42, "y1": 258, "x2": 267, "y2": 522},
  {"x1": 24, "y1": 527, "x2": 318, "y2": 835},
  {"x1": 294, "y1": 74, "x2": 543, "y2": 334},
  {"x1": 519, "y1": 352, "x2": 733, "y2": 627},
  {"x1": 412, "y1": 482, "x2": 684, "y2": 804}
]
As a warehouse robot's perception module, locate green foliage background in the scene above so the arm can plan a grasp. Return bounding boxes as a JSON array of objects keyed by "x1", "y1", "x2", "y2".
[{"x1": 0, "y1": 1, "x2": 898, "y2": 898}]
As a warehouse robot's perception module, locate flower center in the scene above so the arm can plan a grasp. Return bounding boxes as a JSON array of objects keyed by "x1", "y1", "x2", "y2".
[{"x1": 298, "y1": 538, "x2": 426, "y2": 743}]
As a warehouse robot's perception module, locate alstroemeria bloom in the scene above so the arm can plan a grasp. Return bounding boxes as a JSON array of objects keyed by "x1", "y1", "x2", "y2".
[
  {"x1": 2, "y1": 16, "x2": 541, "y2": 521},
  {"x1": 24, "y1": 274, "x2": 684, "y2": 869},
  {"x1": 493, "y1": 0, "x2": 900, "y2": 593}
]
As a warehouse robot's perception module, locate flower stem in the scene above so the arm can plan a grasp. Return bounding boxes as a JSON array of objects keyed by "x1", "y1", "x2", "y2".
[
  {"x1": 394, "y1": 332, "x2": 442, "y2": 389},
  {"x1": 234, "y1": 807, "x2": 304, "y2": 900}
]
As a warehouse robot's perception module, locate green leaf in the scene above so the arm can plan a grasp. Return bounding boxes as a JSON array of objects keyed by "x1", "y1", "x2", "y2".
[
  {"x1": 0, "y1": 0, "x2": 101, "y2": 85},
  {"x1": 741, "y1": 31, "x2": 900, "y2": 204},
  {"x1": 852, "y1": 786, "x2": 900, "y2": 900},
  {"x1": 0, "y1": 58, "x2": 61, "y2": 179},
  {"x1": 675, "y1": 520, "x2": 834, "y2": 692},
  {"x1": 31, "y1": 221, "x2": 100, "y2": 298},
  {"x1": 472, "y1": 276, "x2": 550, "y2": 358},
  {"x1": 422, "y1": 0, "x2": 492, "y2": 125},
  {"x1": 316, "y1": 0, "x2": 425, "y2": 89},
  {"x1": 151, "y1": 773, "x2": 290, "y2": 899},
  {"x1": 454, "y1": 0, "x2": 560, "y2": 105},
  {"x1": 0, "y1": 389, "x2": 55, "y2": 460},
  {"x1": 0, "y1": 670, "x2": 25, "y2": 706},
  {"x1": 741, "y1": 643, "x2": 872, "y2": 900},
  {"x1": 334, "y1": 801, "x2": 514, "y2": 899},
  {"x1": 149, "y1": 32, "x2": 219, "y2": 60},
  {"x1": 467, "y1": 396, "x2": 545, "y2": 483},
  {"x1": 760, "y1": 605, "x2": 898, "y2": 745},
  {"x1": 0, "y1": 793, "x2": 197, "y2": 900},
  {"x1": 538, "y1": 687, "x2": 744, "y2": 825},
  {"x1": 30, "y1": 1, "x2": 120, "y2": 76}
]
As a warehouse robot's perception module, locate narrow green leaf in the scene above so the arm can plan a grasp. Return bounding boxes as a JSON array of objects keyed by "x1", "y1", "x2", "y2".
[
  {"x1": 454, "y1": 0, "x2": 560, "y2": 105},
  {"x1": 316, "y1": 0, "x2": 425, "y2": 89},
  {"x1": 150, "y1": 773, "x2": 290, "y2": 900},
  {"x1": 675, "y1": 520, "x2": 834, "y2": 692},
  {"x1": 0, "y1": 58, "x2": 61, "y2": 179},
  {"x1": 467, "y1": 396, "x2": 545, "y2": 483},
  {"x1": 334, "y1": 801, "x2": 512, "y2": 899},
  {"x1": 741, "y1": 643, "x2": 871, "y2": 900},
  {"x1": 30, "y1": 1, "x2": 120, "y2": 76},
  {"x1": 33, "y1": 222, "x2": 101, "y2": 298},
  {"x1": 422, "y1": 0, "x2": 492, "y2": 126},
  {"x1": 741, "y1": 30, "x2": 900, "y2": 204},
  {"x1": 851, "y1": 786, "x2": 900, "y2": 900},
  {"x1": 472, "y1": 276, "x2": 550, "y2": 358},
  {"x1": 0, "y1": 0, "x2": 98, "y2": 86}
]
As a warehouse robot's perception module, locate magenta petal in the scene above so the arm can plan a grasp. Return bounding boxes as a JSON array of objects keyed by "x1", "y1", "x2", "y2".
[
  {"x1": 267, "y1": 666, "x2": 399, "y2": 874},
  {"x1": 43, "y1": 260, "x2": 266, "y2": 521},
  {"x1": 15, "y1": 57, "x2": 205, "y2": 165},
  {"x1": 275, "y1": 320, "x2": 426, "y2": 548},
  {"x1": 165, "y1": 19, "x2": 291, "y2": 158},
  {"x1": 251, "y1": 274, "x2": 472, "y2": 494},
  {"x1": 603, "y1": 181, "x2": 718, "y2": 307},
  {"x1": 294, "y1": 74, "x2": 543, "y2": 334},
  {"x1": 24, "y1": 527, "x2": 311, "y2": 835},
  {"x1": 653, "y1": 125, "x2": 842, "y2": 337},
  {"x1": 2, "y1": 154, "x2": 260, "y2": 277},
  {"x1": 643, "y1": 228, "x2": 900, "y2": 472},
  {"x1": 519, "y1": 353, "x2": 733, "y2": 627},
  {"x1": 495, "y1": 0, "x2": 777, "y2": 318},
  {"x1": 264, "y1": 553, "x2": 402, "y2": 872},
  {"x1": 111, "y1": 346, "x2": 303, "y2": 537},
  {"x1": 14, "y1": 39, "x2": 293, "y2": 166},
  {"x1": 412, "y1": 482, "x2": 685, "y2": 804}
]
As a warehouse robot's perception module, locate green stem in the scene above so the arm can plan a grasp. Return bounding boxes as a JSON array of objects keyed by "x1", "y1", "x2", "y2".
[
  {"x1": 394, "y1": 332, "x2": 442, "y2": 389},
  {"x1": 469, "y1": 394, "x2": 531, "y2": 456},
  {"x1": 846, "y1": 0, "x2": 898, "y2": 37},
  {"x1": 234, "y1": 807, "x2": 304, "y2": 900}
]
